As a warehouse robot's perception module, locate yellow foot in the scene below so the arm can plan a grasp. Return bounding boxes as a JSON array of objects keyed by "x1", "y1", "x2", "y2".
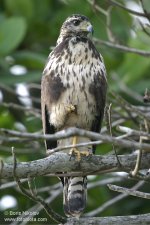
[
  {"x1": 69, "y1": 136, "x2": 91, "y2": 161},
  {"x1": 69, "y1": 148, "x2": 90, "y2": 161},
  {"x1": 80, "y1": 151, "x2": 91, "y2": 157},
  {"x1": 70, "y1": 148, "x2": 81, "y2": 161},
  {"x1": 65, "y1": 104, "x2": 76, "y2": 113}
]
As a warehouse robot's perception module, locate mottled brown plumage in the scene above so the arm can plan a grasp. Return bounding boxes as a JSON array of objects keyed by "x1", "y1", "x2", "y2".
[{"x1": 41, "y1": 14, "x2": 107, "y2": 217}]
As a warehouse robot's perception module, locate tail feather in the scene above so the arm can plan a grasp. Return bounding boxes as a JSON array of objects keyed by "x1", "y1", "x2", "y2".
[{"x1": 63, "y1": 176, "x2": 87, "y2": 217}]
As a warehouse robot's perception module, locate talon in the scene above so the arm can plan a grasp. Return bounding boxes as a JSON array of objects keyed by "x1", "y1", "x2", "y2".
[
  {"x1": 69, "y1": 149, "x2": 91, "y2": 161},
  {"x1": 70, "y1": 148, "x2": 81, "y2": 161},
  {"x1": 65, "y1": 104, "x2": 75, "y2": 113},
  {"x1": 80, "y1": 151, "x2": 91, "y2": 157},
  {"x1": 69, "y1": 136, "x2": 91, "y2": 161}
]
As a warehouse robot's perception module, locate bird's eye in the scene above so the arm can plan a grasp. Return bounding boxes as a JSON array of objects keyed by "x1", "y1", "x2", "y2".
[{"x1": 73, "y1": 20, "x2": 80, "y2": 26}]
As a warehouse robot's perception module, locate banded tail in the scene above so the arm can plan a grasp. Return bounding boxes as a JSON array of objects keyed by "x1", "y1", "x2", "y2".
[{"x1": 63, "y1": 176, "x2": 87, "y2": 217}]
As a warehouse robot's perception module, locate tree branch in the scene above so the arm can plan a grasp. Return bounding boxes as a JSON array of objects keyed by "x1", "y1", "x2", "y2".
[
  {"x1": 1, "y1": 152, "x2": 150, "y2": 179},
  {"x1": 108, "y1": 0, "x2": 149, "y2": 18},
  {"x1": 65, "y1": 213, "x2": 150, "y2": 225},
  {"x1": 12, "y1": 148, "x2": 66, "y2": 224},
  {"x1": 86, "y1": 181, "x2": 145, "y2": 216},
  {"x1": 0, "y1": 102, "x2": 40, "y2": 117},
  {"x1": 0, "y1": 127, "x2": 150, "y2": 150},
  {"x1": 93, "y1": 38, "x2": 150, "y2": 57},
  {"x1": 108, "y1": 184, "x2": 150, "y2": 199},
  {"x1": 117, "y1": 126, "x2": 150, "y2": 138}
]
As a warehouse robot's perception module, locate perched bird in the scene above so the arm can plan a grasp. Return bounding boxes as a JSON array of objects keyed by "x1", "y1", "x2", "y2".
[{"x1": 41, "y1": 14, "x2": 107, "y2": 217}]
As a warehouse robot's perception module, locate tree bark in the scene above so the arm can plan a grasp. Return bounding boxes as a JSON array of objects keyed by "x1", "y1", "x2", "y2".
[
  {"x1": 1, "y1": 152, "x2": 150, "y2": 179},
  {"x1": 65, "y1": 213, "x2": 150, "y2": 225}
]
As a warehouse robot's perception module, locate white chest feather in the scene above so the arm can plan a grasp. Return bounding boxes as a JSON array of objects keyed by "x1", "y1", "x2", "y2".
[{"x1": 44, "y1": 37, "x2": 105, "y2": 129}]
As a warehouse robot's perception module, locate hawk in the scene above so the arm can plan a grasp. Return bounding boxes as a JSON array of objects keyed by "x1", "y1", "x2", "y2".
[{"x1": 41, "y1": 14, "x2": 107, "y2": 217}]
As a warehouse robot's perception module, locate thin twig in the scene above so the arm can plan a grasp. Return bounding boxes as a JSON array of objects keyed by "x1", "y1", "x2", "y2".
[
  {"x1": 110, "y1": 92, "x2": 150, "y2": 121},
  {"x1": 0, "y1": 145, "x2": 43, "y2": 154},
  {"x1": 1, "y1": 127, "x2": 150, "y2": 150},
  {"x1": 47, "y1": 131, "x2": 134, "y2": 155},
  {"x1": 106, "y1": 103, "x2": 122, "y2": 167},
  {"x1": 112, "y1": 73, "x2": 143, "y2": 103},
  {"x1": 87, "y1": 0, "x2": 108, "y2": 16},
  {"x1": 11, "y1": 147, "x2": 66, "y2": 224},
  {"x1": 0, "y1": 102, "x2": 40, "y2": 117},
  {"x1": 140, "y1": 0, "x2": 150, "y2": 21},
  {"x1": 86, "y1": 180, "x2": 144, "y2": 216},
  {"x1": 11, "y1": 186, "x2": 62, "y2": 225},
  {"x1": 28, "y1": 177, "x2": 37, "y2": 196},
  {"x1": 108, "y1": 0, "x2": 148, "y2": 18},
  {"x1": 93, "y1": 38, "x2": 150, "y2": 57},
  {"x1": 139, "y1": 20, "x2": 150, "y2": 37},
  {"x1": 130, "y1": 136, "x2": 144, "y2": 177},
  {"x1": 117, "y1": 126, "x2": 150, "y2": 139},
  {"x1": 108, "y1": 183, "x2": 150, "y2": 199},
  {"x1": 0, "y1": 179, "x2": 28, "y2": 190}
]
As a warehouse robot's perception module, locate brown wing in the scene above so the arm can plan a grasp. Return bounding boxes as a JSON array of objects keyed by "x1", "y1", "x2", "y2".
[
  {"x1": 89, "y1": 71, "x2": 107, "y2": 133},
  {"x1": 41, "y1": 40, "x2": 70, "y2": 150},
  {"x1": 41, "y1": 71, "x2": 66, "y2": 150},
  {"x1": 90, "y1": 71, "x2": 107, "y2": 153},
  {"x1": 88, "y1": 40, "x2": 107, "y2": 152}
]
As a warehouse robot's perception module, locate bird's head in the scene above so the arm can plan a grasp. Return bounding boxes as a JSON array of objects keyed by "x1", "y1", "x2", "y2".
[{"x1": 60, "y1": 14, "x2": 93, "y2": 37}]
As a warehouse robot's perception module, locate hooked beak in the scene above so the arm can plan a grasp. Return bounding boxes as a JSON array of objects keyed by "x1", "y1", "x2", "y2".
[{"x1": 87, "y1": 24, "x2": 94, "y2": 35}]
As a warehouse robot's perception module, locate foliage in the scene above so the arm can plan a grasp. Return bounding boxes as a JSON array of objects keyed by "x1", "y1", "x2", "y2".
[{"x1": 0, "y1": 0, "x2": 150, "y2": 224}]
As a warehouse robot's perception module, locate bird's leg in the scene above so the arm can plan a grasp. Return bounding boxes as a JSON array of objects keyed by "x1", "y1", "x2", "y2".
[
  {"x1": 69, "y1": 136, "x2": 91, "y2": 161},
  {"x1": 69, "y1": 136, "x2": 81, "y2": 161}
]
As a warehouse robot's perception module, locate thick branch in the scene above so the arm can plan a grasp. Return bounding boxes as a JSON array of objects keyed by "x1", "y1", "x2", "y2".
[
  {"x1": 1, "y1": 152, "x2": 150, "y2": 179},
  {"x1": 65, "y1": 213, "x2": 150, "y2": 225}
]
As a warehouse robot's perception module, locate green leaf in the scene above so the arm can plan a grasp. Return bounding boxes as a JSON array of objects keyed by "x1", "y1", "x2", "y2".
[{"x1": 0, "y1": 17, "x2": 27, "y2": 56}]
